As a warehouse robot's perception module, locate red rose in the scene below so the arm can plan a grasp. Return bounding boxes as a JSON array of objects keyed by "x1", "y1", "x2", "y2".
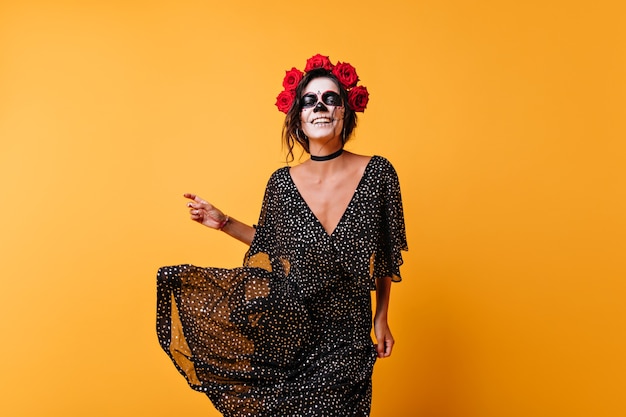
[
  {"x1": 275, "y1": 90, "x2": 295, "y2": 113},
  {"x1": 347, "y1": 86, "x2": 369, "y2": 112},
  {"x1": 332, "y1": 62, "x2": 359, "y2": 89},
  {"x1": 282, "y1": 67, "x2": 303, "y2": 91},
  {"x1": 304, "y1": 54, "x2": 334, "y2": 72}
]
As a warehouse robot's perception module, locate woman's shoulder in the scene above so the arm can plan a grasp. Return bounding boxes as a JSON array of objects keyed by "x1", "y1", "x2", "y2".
[
  {"x1": 344, "y1": 153, "x2": 393, "y2": 167},
  {"x1": 264, "y1": 166, "x2": 291, "y2": 188},
  {"x1": 367, "y1": 154, "x2": 398, "y2": 175}
]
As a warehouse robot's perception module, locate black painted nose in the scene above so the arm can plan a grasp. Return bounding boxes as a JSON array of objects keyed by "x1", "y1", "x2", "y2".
[{"x1": 314, "y1": 101, "x2": 328, "y2": 112}]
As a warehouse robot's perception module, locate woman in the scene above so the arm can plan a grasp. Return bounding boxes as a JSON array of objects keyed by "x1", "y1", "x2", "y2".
[{"x1": 157, "y1": 54, "x2": 407, "y2": 416}]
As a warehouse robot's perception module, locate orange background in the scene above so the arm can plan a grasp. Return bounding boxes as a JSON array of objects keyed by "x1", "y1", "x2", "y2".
[{"x1": 1, "y1": 1, "x2": 624, "y2": 416}]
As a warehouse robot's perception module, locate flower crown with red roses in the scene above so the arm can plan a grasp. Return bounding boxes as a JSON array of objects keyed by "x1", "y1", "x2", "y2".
[{"x1": 275, "y1": 54, "x2": 369, "y2": 114}]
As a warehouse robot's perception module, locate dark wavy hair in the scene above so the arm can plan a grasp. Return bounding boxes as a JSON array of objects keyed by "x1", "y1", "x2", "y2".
[{"x1": 282, "y1": 68, "x2": 358, "y2": 163}]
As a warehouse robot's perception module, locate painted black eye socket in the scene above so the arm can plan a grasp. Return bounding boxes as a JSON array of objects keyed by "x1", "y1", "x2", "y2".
[{"x1": 301, "y1": 91, "x2": 343, "y2": 109}]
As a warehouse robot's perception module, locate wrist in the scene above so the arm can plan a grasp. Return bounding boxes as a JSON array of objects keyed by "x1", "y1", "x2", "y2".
[
  {"x1": 374, "y1": 312, "x2": 388, "y2": 323},
  {"x1": 217, "y1": 215, "x2": 230, "y2": 231}
]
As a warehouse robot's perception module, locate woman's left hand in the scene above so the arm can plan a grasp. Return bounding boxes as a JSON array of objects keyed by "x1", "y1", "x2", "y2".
[{"x1": 374, "y1": 316, "x2": 394, "y2": 358}]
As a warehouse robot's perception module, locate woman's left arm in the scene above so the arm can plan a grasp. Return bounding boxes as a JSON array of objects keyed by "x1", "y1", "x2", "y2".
[{"x1": 374, "y1": 276, "x2": 394, "y2": 358}]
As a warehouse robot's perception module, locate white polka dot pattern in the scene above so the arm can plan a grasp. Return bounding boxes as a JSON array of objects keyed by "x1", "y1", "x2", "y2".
[{"x1": 157, "y1": 156, "x2": 407, "y2": 416}]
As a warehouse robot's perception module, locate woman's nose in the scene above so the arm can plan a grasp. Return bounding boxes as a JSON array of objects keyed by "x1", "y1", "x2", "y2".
[{"x1": 314, "y1": 101, "x2": 328, "y2": 112}]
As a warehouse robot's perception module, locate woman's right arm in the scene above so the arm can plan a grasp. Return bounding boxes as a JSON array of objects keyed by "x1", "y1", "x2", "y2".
[{"x1": 184, "y1": 193, "x2": 255, "y2": 246}]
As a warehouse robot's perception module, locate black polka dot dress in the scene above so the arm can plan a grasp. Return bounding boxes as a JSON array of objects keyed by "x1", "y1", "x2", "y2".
[{"x1": 157, "y1": 156, "x2": 408, "y2": 416}]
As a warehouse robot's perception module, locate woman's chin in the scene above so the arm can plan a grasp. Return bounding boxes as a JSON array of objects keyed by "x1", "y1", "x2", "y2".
[{"x1": 303, "y1": 126, "x2": 342, "y2": 141}]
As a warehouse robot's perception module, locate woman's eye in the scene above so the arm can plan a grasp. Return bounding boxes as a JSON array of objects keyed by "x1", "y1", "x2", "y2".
[
  {"x1": 301, "y1": 95, "x2": 317, "y2": 107},
  {"x1": 324, "y1": 93, "x2": 342, "y2": 106}
]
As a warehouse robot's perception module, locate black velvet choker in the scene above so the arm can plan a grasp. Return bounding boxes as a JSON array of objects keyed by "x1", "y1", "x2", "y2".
[{"x1": 310, "y1": 148, "x2": 344, "y2": 162}]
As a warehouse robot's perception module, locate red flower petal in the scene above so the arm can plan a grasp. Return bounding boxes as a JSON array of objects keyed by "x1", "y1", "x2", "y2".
[
  {"x1": 275, "y1": 90, "x2": 296, "y2": 114},
  {"x1": 347, "y1": 86, "x2": 369, "y2": 112},
  {"x1": 304, "y1": 54, "x2": 334, "y2": 72},
  {"x1": 282, "y1": 68, "x2": 304, "y2": 91},
  {"x1": 332, "y1": 62, "x2": 359, "y2": 89}
]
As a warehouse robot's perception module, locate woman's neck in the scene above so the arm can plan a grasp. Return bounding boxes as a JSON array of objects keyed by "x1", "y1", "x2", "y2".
[{"x1": 308, "y1": 137, "x2": 343, "y2": 159}]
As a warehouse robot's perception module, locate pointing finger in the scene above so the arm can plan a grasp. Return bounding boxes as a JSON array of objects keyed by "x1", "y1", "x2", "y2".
[{"x1": 184, "y1": 193, "x2": 208, "y2": 205}]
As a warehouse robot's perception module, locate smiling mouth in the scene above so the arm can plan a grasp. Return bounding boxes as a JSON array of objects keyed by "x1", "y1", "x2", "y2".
[{"x1": 311, "y1": 117, "x2": 333, "y2": 125}]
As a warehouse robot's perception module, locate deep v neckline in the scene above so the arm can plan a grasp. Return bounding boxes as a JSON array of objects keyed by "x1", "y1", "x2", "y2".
[{"x1": 287, "y1": 157, "x2": 375, "y2": 237}]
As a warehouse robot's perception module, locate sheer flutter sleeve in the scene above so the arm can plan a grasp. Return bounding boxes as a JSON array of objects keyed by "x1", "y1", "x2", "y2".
[
  {"x1": 371, "y1": 158, "x2": 408, "y2": 283},
  {"x1": 243, "y1": 169, "x2": 283, "y2": 273}
]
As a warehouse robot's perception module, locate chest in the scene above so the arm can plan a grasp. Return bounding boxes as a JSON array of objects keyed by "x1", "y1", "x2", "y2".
[{"x1": 292, "y1": 174, "x2": 362, "y2": 235}]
